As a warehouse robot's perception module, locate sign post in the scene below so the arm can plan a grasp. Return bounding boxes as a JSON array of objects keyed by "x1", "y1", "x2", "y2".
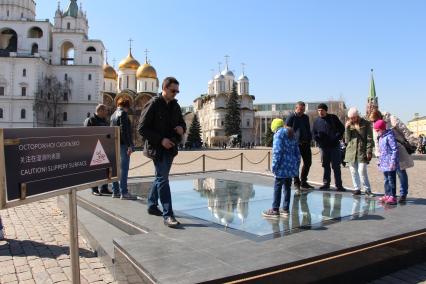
[{"x1": 0, "y1": 127, "x2": 120, "y2": 284}]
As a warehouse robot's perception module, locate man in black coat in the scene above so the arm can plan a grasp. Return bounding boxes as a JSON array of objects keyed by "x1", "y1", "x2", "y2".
[
  {"x1": 84, "y1": 104, "x2": 111, "y2": 196},
  {"x1": 312, "y1": 103, "x2": 346, "y2": 191},
  {"x1": 138, "y1": 77, "x2": 186, "y2": 228},
  {"x1": 286, "y1": 101, "x2": 314, "y2": 191}
]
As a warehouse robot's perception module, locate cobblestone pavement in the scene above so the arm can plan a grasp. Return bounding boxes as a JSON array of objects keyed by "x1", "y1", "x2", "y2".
[
  {"x1": 0, "y1": 199, "x2": 116, "y2": 284},
  {"x1": 0, "y1": 148, "x2": 424, "y2": 283}
]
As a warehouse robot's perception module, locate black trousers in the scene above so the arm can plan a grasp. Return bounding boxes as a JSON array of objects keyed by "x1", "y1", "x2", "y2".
[{"x1": 294, "y1": 143, "x2": 312, "y2": 185}]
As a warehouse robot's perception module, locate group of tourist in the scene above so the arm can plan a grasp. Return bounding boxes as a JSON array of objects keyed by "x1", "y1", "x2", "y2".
[{"x1": 263, "y1": 101, "x2": 418, "y2": 218}]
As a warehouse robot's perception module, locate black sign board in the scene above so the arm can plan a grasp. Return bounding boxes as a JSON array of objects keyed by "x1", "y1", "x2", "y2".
[{"x1": 0, "y1": 127, "x2": 119, "y2": 207}]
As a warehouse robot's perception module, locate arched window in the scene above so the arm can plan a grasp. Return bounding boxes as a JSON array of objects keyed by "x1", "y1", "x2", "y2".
[
  {"x1": 0, "y1": 28, "x2": 18, "y2": 52},
  {"x1": 21, "y1": 109, "x2": 26, "y2": 119},
  {"x1": 21, "y1": 87, "x2": 26, "y2": 96},
  {"x1": 28, "y1": 27, "x2": 43, "y2": 38},
  {"x1": 23, "y1": 69, "x2": 26, "y2": 77},
  {"x1": 88, "y1": 95, "x2": 91, "y2": 101},
  {"x1": 61, "y1": 41, "x2": 74, "y2": 65},
  {"x1": 144, "y1": 81, "x2": 147, "y2": 90},
  {"x1": 67, "y1": 23, "x2": 71, "y2": 30},
  {"x1": 89, "y1": 56, "x2": 92, "y2": 64},
  {"x1": 63, "y1": 112, "x2": 68, "y2": 121},
  {"x1": 126, "y1": 76, "x2": 129, "y2": 89},
  {"x1": 31, "y1": 43, "x2": 38, "y2": 55},
  {"x1": 47, "y1": 111, "x2": 50, "y2": 119},
  {"x1": 0, "y1": 86, "x2": 4, "y2": 96},
  {"x1": 86, "y1": 46, "x2": 96, "y2": 52},
  {"x1": 0, "y1": 108, "x2": 3, "y2": 119},
  {"x1": 64, "y1": 73, "x2": 68, "y2": 80},
  {"x1": 63, "y1": 92, "x2": 68, "y2": 101},
  {"x1": 88, "y1": 74, "x2": 92, "y2": 81}
]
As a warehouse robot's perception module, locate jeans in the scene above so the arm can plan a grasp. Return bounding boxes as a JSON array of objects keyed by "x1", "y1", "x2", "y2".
[
  {"x1": 396, "y1": 168, "x2": 408, "y2": 197},
  {"x1": 383, "y1": 171, "x2": 397, "y2": 197},
  {"x1": 148, "y1": 152, "x2": 174, "y2": 218},
  {"x1": 348, "y1": 162, "x2": 371, "y2": 192},
  {"x1": 112, "y1": 145, "x2": 130, "y2": 195},
  {"x1": 294, "y1": 143, "x2": 312, "y2": 185},
  {"x1": 320, "y1": 146, "x2": 342, "y2": 188},
  {"x1": 272, "y1": 177, "x2": 292, "y2": 211}
]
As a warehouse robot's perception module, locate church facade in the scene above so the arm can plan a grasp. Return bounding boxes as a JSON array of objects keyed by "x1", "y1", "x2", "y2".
[
  {"x1": 0, "y1": 0, "x2": 105, "y2": 127},
  {"x1": 193, "y1": 62, "x2": 255, "y2": 146}
]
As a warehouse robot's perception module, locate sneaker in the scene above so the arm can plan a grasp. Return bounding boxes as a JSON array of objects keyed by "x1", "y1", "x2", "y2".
[
  {"x1": 164, "y1": 216, "x2": 180, "y2": 228},
  {"x1": 352, "y1": 190, "x2": 361, "y2": 196},
  {"x1": 147, "y1": 206, "x2": 163, "y2": 216},
  {"x1": 378, "y1": 195, "x2": 389, "y2": 202},
  {"x1": 92, "y1": 191, "x2": 101, "y2": 196},
  {"x1": 398, "y1": 195, "x2": 407, "y2": 203},
  {"x1": 262, "y1": 209, "x2": 280, "y2": 219},
  {"x1": 112, "y1": 193, "x2": 121, "y2": 198},
  {"x1": 294, "y1": 189, "x2": 302, "y2": 196},
  {"x1": 385, "y1": 196, "x2": 397, "y2": 205},
  {"x1": 320, "y1": 184, "x2": 330, "y2": 190},
  {"x1": 365, "y1": 191, "x2": 376, "y2": 197},
  {"x1": 120, "y1": 193, "x2": 137, "y2": 200},
  {"x1": 0, "y1": 229, "x2": 4, "y2": 240},
  {"x1": 336, "y1": 187, "x2": 347, "y2": 192},
  {"x1": 301, "y1": 183, "x2": 315, "y2": 189},
  {"x1": 279, "y1": 209, "x2": 289, "y2": 217}
]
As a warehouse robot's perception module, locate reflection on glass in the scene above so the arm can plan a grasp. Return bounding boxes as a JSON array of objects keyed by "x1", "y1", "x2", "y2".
[
  {"x1": 193, "y1": 178, "x2": 255, "y2": 226},
  {"x1": 154, "y1": 178, "x2": 385, "y2": 237}
]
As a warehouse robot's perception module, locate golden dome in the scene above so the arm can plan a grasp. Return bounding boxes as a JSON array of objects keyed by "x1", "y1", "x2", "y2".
[
  {"x1": 118, "y1": 51, "x2": 140, "y2": 70},
  {"x1": 136, "y1": 62, "x2": 158, "y2": 79},
  {"x1": 103, "y1": 63, "x2": 117, "y2": 79}
]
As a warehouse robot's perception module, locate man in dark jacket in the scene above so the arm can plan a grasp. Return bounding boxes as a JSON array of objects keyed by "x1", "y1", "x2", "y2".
[
  {"x1": 286, "y1": 101, "x2": 314, "y2": 191},
  {"x1": 110, "y1": 98, "x2": 136, "y2": 200},
  {"x1": 84, "y1": 104, "x2": 111, "y2": 196},
  {"x1": 138, "y1": 77, "x2": 186, "y2": 228},
  {"x1": 312, "y1": 103, "x2": 346, "y2": 191}
]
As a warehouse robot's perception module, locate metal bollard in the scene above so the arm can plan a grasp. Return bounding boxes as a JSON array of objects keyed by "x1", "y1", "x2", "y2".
[
  {"x1": 202, "y1": 154, "x2": 206, "y2": 172},
  {"x1": 240, "y1": 153, "x2": 243, "y2": 171},
  {"x1": 267, "y1": 151, "x2": 271, "y2": 171}
]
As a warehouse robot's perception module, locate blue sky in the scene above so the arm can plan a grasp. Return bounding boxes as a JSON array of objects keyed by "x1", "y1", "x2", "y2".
[{"x1": 35, "y1": 0, "x2": 425, "y2": 122}]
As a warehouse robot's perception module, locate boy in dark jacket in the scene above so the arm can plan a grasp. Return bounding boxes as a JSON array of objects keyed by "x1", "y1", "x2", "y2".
[{"x1": 138, "y1": 77, "x2": 186, "y2": 228}]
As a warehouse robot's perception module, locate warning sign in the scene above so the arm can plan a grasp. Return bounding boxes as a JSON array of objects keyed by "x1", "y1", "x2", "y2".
[{"x1": 90, "y1": 140, "x2": 110, "y2": 166}]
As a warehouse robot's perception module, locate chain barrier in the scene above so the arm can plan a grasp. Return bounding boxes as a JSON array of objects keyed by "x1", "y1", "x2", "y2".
[
  {"x1": 204, "y1": 153, "x2": 242, "y2": 161},
  {"x1": 173, "y1": 155, "x2": 203, "y2": 166},
  {"x1": 129, "y1": 160, "x2": 152, "y2": 171},
  {"x1": 243, "y1": 152, "x2": 270, "y2": 165}
]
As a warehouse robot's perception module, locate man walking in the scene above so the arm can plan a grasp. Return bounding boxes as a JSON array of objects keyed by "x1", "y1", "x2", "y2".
[
  {"x1": 312, "y1": 103, "x2": 346, "y2": 191},
  {"x1": 110, "y1": 98, "x2": 137, "y2": 200},
  {"x1": 138, "y1": 77, "x2": 186, "y2": 228},
  {"x1": 84, "y1": 104, "x2": 112, "y2": 196},
  {"x1": 285, "y1": 101, "x2": 314, "y2": 191}
]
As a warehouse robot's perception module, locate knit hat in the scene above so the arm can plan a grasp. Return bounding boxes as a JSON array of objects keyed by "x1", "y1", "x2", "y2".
[
  {"x1": 271, "y1": 118, "x2": 284, "y2": 133},
  {"x1": 373, "y1": 119, "x2": 386, "y2": 131},
  {"x1": 317, "y1": 103, "x2": 328, "y2": 111}
]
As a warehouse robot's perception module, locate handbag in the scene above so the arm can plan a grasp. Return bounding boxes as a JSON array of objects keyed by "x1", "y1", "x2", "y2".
[
  {"x1": 143, "y1": 140, "x2": 157, "y2": 160},
  {"x1": 396, "y1": 138, "x2": 416, "y2": 155}
]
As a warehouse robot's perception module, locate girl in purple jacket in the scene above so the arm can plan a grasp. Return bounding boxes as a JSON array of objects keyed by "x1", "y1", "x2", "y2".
[{"x1": 373, "y1": 120, "x2": 399, "y2": 205}]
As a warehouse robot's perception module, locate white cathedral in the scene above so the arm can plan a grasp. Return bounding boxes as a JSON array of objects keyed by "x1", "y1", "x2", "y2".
[
  {"x1": 0, "y1": 0, "x2": 104, "y2": 127},
  {"x1": 193, "y1": 60, "x2": 255, "y2": 146}
]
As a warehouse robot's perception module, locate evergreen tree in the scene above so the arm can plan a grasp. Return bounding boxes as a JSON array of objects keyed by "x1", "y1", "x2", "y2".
[
  {"x1": 224, "y1": 83, "x2": 241, "y2": 140},
  {"x1": 186, "y1": 114, "x2": 202, "y2": 148},
  {"x1": 263, "y1": 126, "x2": 274, "y2": 147}
]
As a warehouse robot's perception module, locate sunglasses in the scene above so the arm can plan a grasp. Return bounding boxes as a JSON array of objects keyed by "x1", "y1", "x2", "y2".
[{"x1": 168, "y1": 88, "x2": 180, "y2": 94}]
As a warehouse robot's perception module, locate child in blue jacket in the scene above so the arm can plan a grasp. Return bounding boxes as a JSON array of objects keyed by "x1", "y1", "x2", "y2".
[{"x1": 263, "y1": 119, "x2": 301, "y2": 218}]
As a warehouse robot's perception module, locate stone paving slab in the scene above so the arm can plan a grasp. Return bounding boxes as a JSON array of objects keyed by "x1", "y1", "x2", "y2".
[{"x1": 0, "y1": 199, "x2": 117, "y2": 284}]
